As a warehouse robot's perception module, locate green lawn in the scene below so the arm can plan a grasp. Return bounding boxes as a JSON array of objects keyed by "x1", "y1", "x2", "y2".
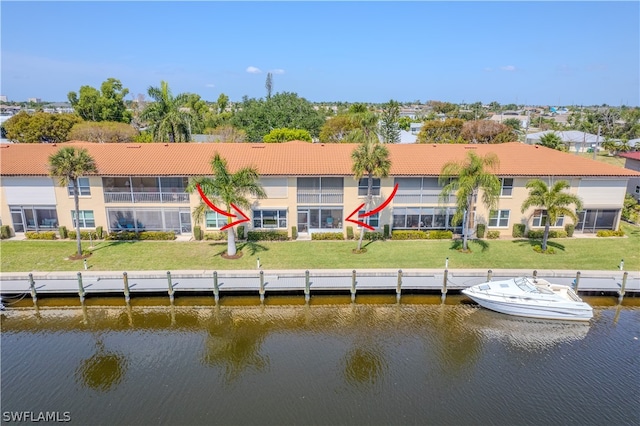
[
  {"x1": 1, "y1": 223, "x2": 638, "y2": 273},
  {"x1": 577, "y1": 152, "x2": 628, "y2": 168}
]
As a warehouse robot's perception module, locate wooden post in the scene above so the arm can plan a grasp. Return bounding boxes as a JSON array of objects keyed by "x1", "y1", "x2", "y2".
[
  {"x1": 304, "y1": 270, "x2": 310, "y2": 303},
  {"x1": 29, "y1": 273, "x2": 37, "y2": 304},
  {"x1": 351, "y1": 270, "x2": 357, "y2": 302},
  {"x1": 619, "y1": 271, "x2": 628, "y2": 298},
  {"x1": 396, "y1": 270, "x2": 402, "y2": 302},
  {"x1": 533, "y1": 270, "x2": 538, "y2": 279},
  {"x1": 77, "y1": 272, "x2": 85, "y2": 303},
  {"x1": 573, "y1": 271, "x2": 581, "y2": 293},
  {"x1": 487, "y1": 269, "x2": 493, "y2": 282},
  {"x1": 259, "y1": 270, "x2": 265, "y2": 303},
  {"x1": 123, "y1": 272, "x2": 130, "y2": 303},
  {"x1": 213, "y1": 271, "x2": 219, "y2": 303},
  {"x1": 442, "y1": 269, "x2": 448, "y2": 295},
  {"x1": 167, "y1": 271, "x2": 174, "y2": 303}
]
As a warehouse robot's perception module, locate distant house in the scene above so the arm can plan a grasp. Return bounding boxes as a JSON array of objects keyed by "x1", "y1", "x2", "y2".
[
  {"x1": 619, "y1": 151, "x2": 640, "y2": 201},
  {"x1": 489, "y1": 113, "x2": 530, "y2": 129},
  {"x1": 525, "y1": 130, "x2": 603, "y2": 153},
  {"x1": 398, "y1": 123, "x2": 422, "y2": 144}
]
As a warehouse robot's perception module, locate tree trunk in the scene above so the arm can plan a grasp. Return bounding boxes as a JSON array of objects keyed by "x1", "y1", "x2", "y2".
[
  {"x1": 542, "y1": 220, "x2": 550, "y2": 252},
  {"x1": 356, "y1": 174, "x2": 373, "y2": 251},
  {"x1": 462, "y1": 193, "x2": 473, "y2": 251},
  {"x1": 73, "y1": 179, "x2": 83, "y2": 257},
  {"x1": 227, "y1": 227, "x2": 236, "y2": 256}
]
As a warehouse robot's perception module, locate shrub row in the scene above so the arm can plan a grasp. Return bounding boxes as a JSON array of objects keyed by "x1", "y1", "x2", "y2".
[
  {"x1": 106, "y1": 231, "x2": 176, "y2": 240},
  {"x1": 25, "y1": 231, "x2": 57, "y2": 240},
  {"x1": 247, "y1": 230, "x2": 289, "y2": 241},
  {"x1": 391, "y1": 230, "x2": 453, "y2": 240},
  {"x1": 596, "y1": 230, "x2": 625, "y2": 237},
  {"x1": 311, "y1": 232, "x2": 344, "y2": 241},
  {"x1": 486, "y1": 230, "x2": 500, "y2": 239},
  {"x1": 527, "y1": 229, "x2": 568, "y2": 239},
  {"x1": 68, "y1": 230, "x2": 100, "y2": 240},
  {"x1": 204, "y1": 231, "x2": 226, "y2": 241}
]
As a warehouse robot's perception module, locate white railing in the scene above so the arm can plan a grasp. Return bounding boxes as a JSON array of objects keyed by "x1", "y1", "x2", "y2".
[
  {"x1": 104, "y1": 191, "x2": 189, "y2": 204},
  {"x1": 297, "y1": 191, "x2": 344, "y2": 204}
]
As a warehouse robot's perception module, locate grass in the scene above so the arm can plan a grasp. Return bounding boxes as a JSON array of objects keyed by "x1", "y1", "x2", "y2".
[
  {"x1": 577, "y1": 152, "x2": 628, "y2": 168},
  {"x1": 1, "y1": 223, "x2": 638, "y2": 273}
]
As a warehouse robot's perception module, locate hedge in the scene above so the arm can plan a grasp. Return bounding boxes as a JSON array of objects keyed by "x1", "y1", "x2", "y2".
[
  {"x1": 476, "y1": 223, "x2": 486, "y2": 239},
  {"x1": 68, "y1": 230, "x2": 99, "y2": 240},
  {"x1": 346, "y1": 226, "x2": 354, "y2": 240},
  {"x1": 512, "y1": 224, "x2": 526, "y2": 238},
  {"x1": 486, "y1": 230, "x2": 500, "y2": 239},
  {"x1": 311, "y1": 232, "x2": 344, "y2": 241},
  {"x1": 25, "y1": 231, "x2": 57, "y2": 240},
  {"x1": 527, "y1": 229, "x2": 568, "y2": 239},
  {"x1": 1, "y1": 225, "x2": 12, "y2": 239},
  {"x1": 106, "y1": 231, "x2": 176, "y2": 240},
  {"x1": 596, "y1": 230, "x2": 625, "y2": 237},
  {"x1": 203, "y1": 231, "x2": 226, "y2": 241},
  {"x1": 247, "y1": 230, "x2": 289, "y2": 241},
  {"x1": 391, "y1": 230, "x2": 453, "y2": 240}
]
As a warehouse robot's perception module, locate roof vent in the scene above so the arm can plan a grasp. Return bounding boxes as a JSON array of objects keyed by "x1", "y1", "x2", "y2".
[{"x1": 251, "y1": 145, "x2": 266, "y2": 149}]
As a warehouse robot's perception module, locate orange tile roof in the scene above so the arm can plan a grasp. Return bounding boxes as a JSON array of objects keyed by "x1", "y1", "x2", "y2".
[{"x1": 1, "y1": 141, "x2": 639, "y2": 178}]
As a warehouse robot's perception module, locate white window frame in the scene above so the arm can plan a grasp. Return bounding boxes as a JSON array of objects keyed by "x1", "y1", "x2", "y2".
[
  {"x1": 500, "y1": 178, "x2": 513, "y2": 197},
  {"x1": 358, "y1": 178, "x2": 381, "y2": 197},
  {"x1": 489, "y1": 210, "x2": 510, "y2": 227},
  {"x1": 68, "y1": 177, "x2": 91, "y2": 196},
  {"x1": 205, "y1": 211, "x2": 228, "y2": 229},
  {"x1": 531, "y1": 209, "x2": 564, "y2": 227},
  {"x1": 252, "y1": 209, "x2": 287, "y2": 229},
  {"x1": 357, "y1": 210, "x2": 379, "y2": 228},
  {"x1": 71, "y1": 210, "x2": 95, "y2": 228}
]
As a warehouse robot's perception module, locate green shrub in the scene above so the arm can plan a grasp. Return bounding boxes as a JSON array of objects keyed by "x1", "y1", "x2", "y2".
[
  {"x1": 138, "y1": 231, "x2": 176, "y2": 240},
  {"x1": 237, "y1": 225, "x2": 245, "y2": 240},
  {"x1": 564, "y1": 223, "x2": 575, "y2": 237},
  {"x1": 533, "y1": 245, "x2": 556, "y2": 254},
  {"x1": 527, "y1": 229, "x2": 567, "y2": 239},
  {"x1": 346, "y1": 226, "x2": 354, "y2": 240},
  {"x1": 427, "y1": 230, "x2": 453, "y2": 240},
  {"x1": 58, "y1": 226, "x2": 68, "y2": 239},
  {"x1": 596, "y1": 229, "x2": 625, "y2": 237},
  {"x1": 311, "y1": 232, "x2": 344, "y2": 240},
  {"x1": 383, "y1": 224, "x2": 390, "y2": 239},
  {"x1": 1, "y1": 225, "x2": 12, "y2": 239},
  {"x1": 392, "y1": 230, "x2": 429, "y2": 240},
  {"x1": 25, "y1": 231, "x2": 57, "y2": 240},
  {"x1": 107, "y1": 231, "x2": 139, "y2": 240},
  {"x1": 203, "y1": 231, "x2": 226, "y2": 241},
  {"x1": 512, "y1": 223, "x2": 526, "y2": 238},
  {"x1": 68, "y1": 230, "x2": 98, "y2": 240},
  {"x1": 363, "y1": 231, "x2": 384, "y2": 241},
  {"x1": 476, "y1": 223, "x2": 486, "y2": 239},
  {"x1": 247, "y1": 230, "x2": 289, "y2": 241},
  {"x1": 486, "y1": 230, "x2": 500, "y2": 239},
  {"x1": 291, "y1": 226, "x2": 298, "y2": 240},
  {"x1": 193, "y1": 225, "x2": 203, "y2": 241}
]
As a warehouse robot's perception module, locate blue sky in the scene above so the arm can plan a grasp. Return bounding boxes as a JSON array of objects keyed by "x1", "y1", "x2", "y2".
[{"x1": 1, "y1": 1, "x2": 638, "y2": 106}]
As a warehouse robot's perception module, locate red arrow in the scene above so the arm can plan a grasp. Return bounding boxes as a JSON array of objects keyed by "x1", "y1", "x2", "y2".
[
  {"x1": 345, "y1": 183, "x2": 399, "y2": 231},
  {"x1": 196, "y1": 184, "x2": 250, "y2": 230},
  {"x1": 220, "y1": 203, "x2": 250, "y2": 231}
]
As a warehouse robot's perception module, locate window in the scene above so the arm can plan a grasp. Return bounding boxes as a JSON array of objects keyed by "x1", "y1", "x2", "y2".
[
  {"x1": 532, "y1": 210, "x2": 563, "y2": 227},
  {"x1": 500, "y1": 178, "x2": 513, "y2": 197},
  {"x1": 253, "y1": 210, "x2": 287, "y2": 228},
  {"x1": 67, "y1": 178, "x2": 91, "y2": 196},
  {"x1": 358, "y1": 178, "x2": 381, "y2": 197},
  {"x1": 358, "y1": 210, "x2": 379, "y2": 228},
  {"x1": 489, "y1": 210, "x2": 510, "y2": 227},
  {"x1": 71, "y1": 210, "x2": 95, "y2": 228},
  {"x1": 206, "y1": 211, "x2": 228, "y2": 229},
  {"x1": 392, "y1": 207, "x2": 458, "y2": 230}
]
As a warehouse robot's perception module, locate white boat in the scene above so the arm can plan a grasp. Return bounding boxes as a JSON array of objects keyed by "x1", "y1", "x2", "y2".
[{"x1": 462, "y1": 276, "x2": 593, "y2": 321}]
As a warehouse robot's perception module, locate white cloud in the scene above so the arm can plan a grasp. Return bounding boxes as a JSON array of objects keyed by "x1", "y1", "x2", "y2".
[
  {"x1": 270, "y1": 69, "x2": 285, "y2": 75},
  {"x1": 246, "y1": 66, "x2": 262, "y2": 74},
  {"x1": 500, "y1": 65, "x2": 517, "y2": 72},
  {"x1": 205, "y1": 83, "x2": 215, "y2": 88}
]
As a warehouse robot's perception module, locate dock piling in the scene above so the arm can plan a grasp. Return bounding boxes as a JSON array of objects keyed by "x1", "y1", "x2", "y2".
[
  {"x1": 573, "y1": 271, "x2": 581, "y2": 293},
  {"x1": 213, "y1": 271, "x2": 219, "y2": 303},
  {"x1": 619, "y1": 271, "x2": 628, "y2": 299},
  {"x1": 396, "y1": 269, "x2": 403, "y2": 302},
  {"x1": 351, "y1": 270, "x2": 357, "y2": 302},
  {"x1": 29, "y1": 273, "x2": 37, "y2": 304},
  {"x1": 167, "y1": 271, "x2": 174, "y2": 303},
  {"x1": 259, "y1": 270, "x2": 265, "y2": 303},
  {"x1": 487, "y1": 269, "x2": 492, "y2": 282},
  {"x1": 533, "y1": 270, "x2": 538, "y2": 279},
  {"x1": 442, "y1": 269, "x2": 448, "y2": 295},
  {"x1": 77, "y1": 272, "x2": 85, "y2": 303},
  {"x1": 304, "y1": 270, "x2": 310, "y2": 303},
  {"x1": 123, "y1": 272, "x2": 130, "y2": 303}
]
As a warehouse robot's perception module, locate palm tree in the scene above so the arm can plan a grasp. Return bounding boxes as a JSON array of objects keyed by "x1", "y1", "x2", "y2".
[
  {"x1": 48, "y1": 147, "x2": 98, "y2": 257},
  {"x1": 538, "y1": 133, "x2": 566, "y2": 151},
  {"x1": 188, "y1": 153, "x2": 266, "y2": 256},
  {"x1": 521, "y1": 179, "x2": 583, "y2": 252},
  {"x1": 140, "y1": 80, "x2": 192, "y2": 142},
  {"x1": 439, "y1": 152, "x2": 501, "y2": 251},
  {"x1": 351, "y1": 138, "x2": 391, "y2": 251}
]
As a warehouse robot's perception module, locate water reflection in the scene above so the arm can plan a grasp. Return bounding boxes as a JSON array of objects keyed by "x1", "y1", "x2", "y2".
[{"x1": 75, "y1": 337, "x2": 129, "y2": 392}]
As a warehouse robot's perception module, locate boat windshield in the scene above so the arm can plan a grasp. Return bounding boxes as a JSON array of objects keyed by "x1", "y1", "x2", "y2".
[{"x1": 514, "y1": 277, "x2": 539, "y2": 293}]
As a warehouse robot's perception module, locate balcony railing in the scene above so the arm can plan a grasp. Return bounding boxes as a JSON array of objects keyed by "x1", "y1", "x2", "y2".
[
  {"x1": 297, "y1": 191, "x2": 344, "y2": 204},
  {"x1": 394, "y1": 193, "x2": 455, "y2": 204},
  {"x1": 104, "y1": 191, "x2": 189, "y2": 204}
]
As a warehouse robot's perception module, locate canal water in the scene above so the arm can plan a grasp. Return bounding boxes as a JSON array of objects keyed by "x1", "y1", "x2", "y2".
[{"x1": 1, "y1": 295, "x2": 638, "y2": 426}]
